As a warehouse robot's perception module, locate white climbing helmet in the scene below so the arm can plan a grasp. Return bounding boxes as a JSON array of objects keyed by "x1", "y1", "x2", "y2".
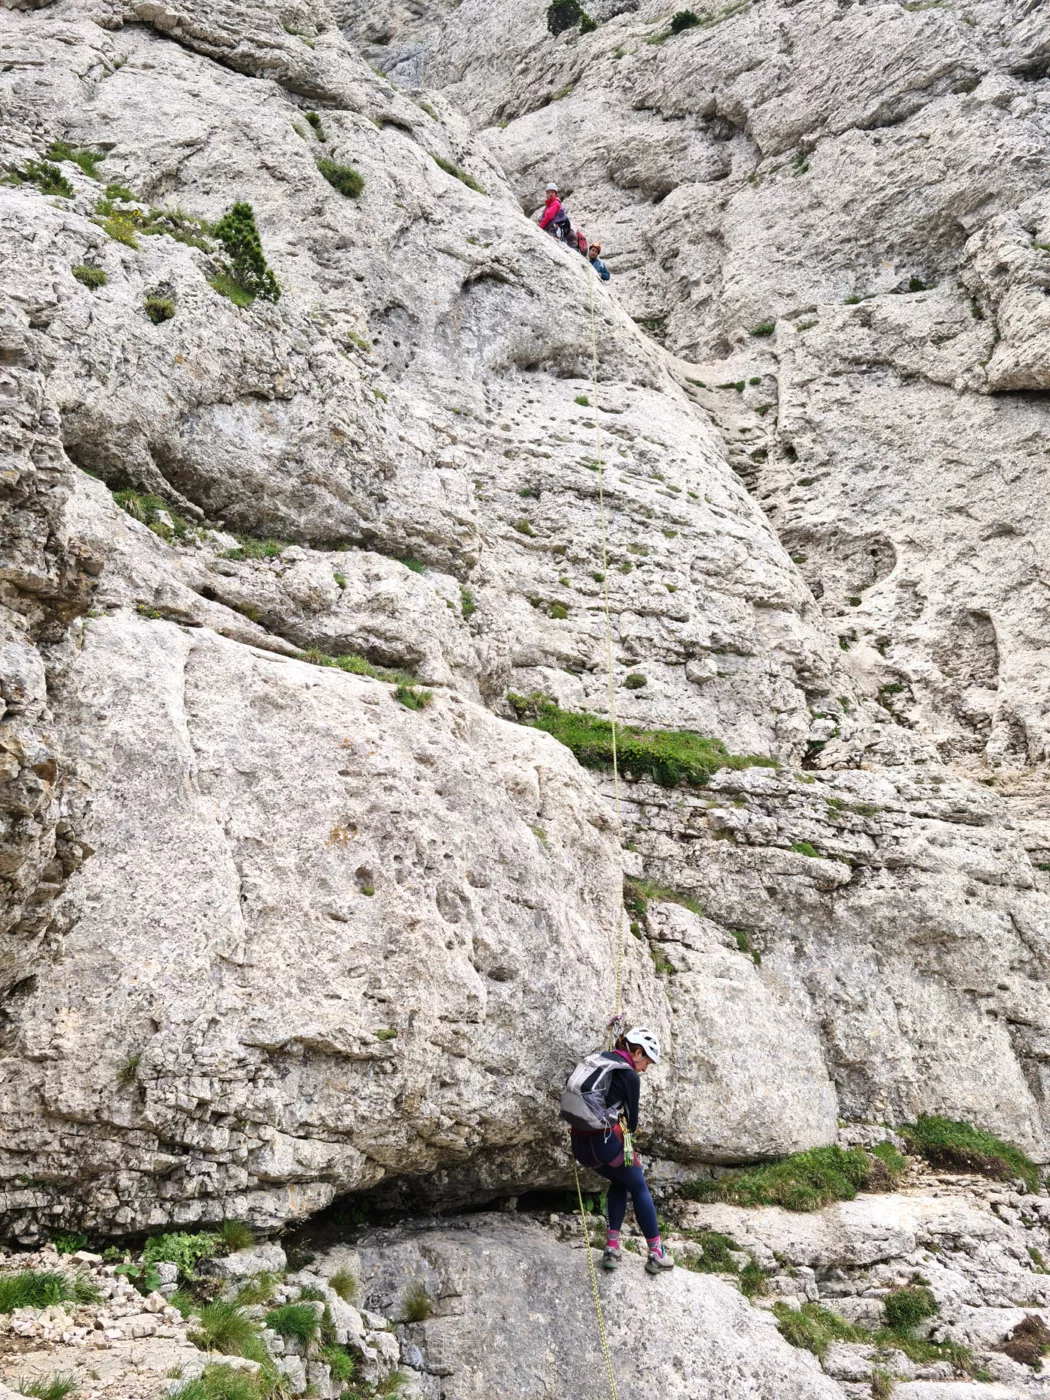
[
  {"x1": 624, "y1": 1026, "x2": 661, "y2": 1064},
  {"x1": 546, "y1": 181, "x2": 559, "y2": 191}
]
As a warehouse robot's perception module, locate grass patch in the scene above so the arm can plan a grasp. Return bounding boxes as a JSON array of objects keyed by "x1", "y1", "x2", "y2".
[
  {"x1": 298, "y1": 647, "x2": 417, "y2": 688},
  {"x1": 624, "y1": 876, "x2": 701, "y2": 921},
  {"x1": 460, "y1": 587, "x2": 476, "y2": 619},
  {"x1": 17, "y1": 160, "x2": 75, "y2": 197},
  {"x1": 209, "y1": 273, "x2": 254, "y2": 308},
  {"x1": 507, "y1": 692, "x2": 775, "y2": 788},
  {"x1": 72, "y1": 264, "x2": 106, "y2": 289},
  {"x1": 574, "y1": 394, "x2": 590, "y2": 406},
  {"x1": 749, "y1": 321, "x2": 775, "y2": 336},
  {"x1": 169, "y1": 1289, "x2": 200, "y2": 1318},
  {"x1": 116, "y1": 1050, "x2": 142, "y2": 1086},
  {"x1": 114, "y1": 490, "x2": 196, "y2": 542},
  {"x1": 884, "y1": 1284, "x2": 938, "y2": 1332},
  {"x1": 217, "y1": 1220, "x2": 255, "y2": 1254},
  {"x1": 0, "y1": 1272, "x2": 100, "y2": 1313},
  {"x1": 224, "y1": 536, "x2": 288, "y2": 560},
  {"x1": 731, "y1": 928, "x2": 760, "y2": 965},
  {"x1": 401, "y1": 1283, "x2": 433, "y2": 1323},
  {"x1": 513, "y1": 519, "x2": 536, "y2": 536},
  {"x1": 265, "y1": 1302, "x2": 319, "y2": 1344},
  {"x1": 430, "y1": 153, "x2": 485, "y2": 194},
  {"x1": 328, "y1": 1267, "x2": 358, "y2": 1303},
  {"x1": 396, "y1": 683, "x2": 433, "y2": 711},
  {"x1": 170, "y1": 1362, "x2": 263, "y2": 1400},
  {"x1": 774, "y1": 1301, "x2": 864, "y2": 1360},
  {"x1": 317, "y1": 159, "x2": 364, "y2": 198},
  {"x1": 304, "y1": 110, "x2": 327, "y2": 141},
  {"x1": 681, "y1": 1144, "x2": 897, "y2": 1212},
  {"x1": 46, "y1": 140, "x2": 105, "y2": 178},
  {"x1": 233, "y1": 1274, "x2": 278, "y2": 1308},
  {"x1": 16, "y1": 1377, "x2": 78, "y2": 1400},
  {"x1": 145, "y1": 294, "x2": 175, "y2": 324},
  {"x1": 791, "y1": 840, "x2": 821, "y2": 858},
  {"x1": 321, "y1": 1344, "x2": 356, "y2": 1383},
  {"x1": 624, "y1": 673, "x2": 647, "y2": 689},
  {"x1": 189, "y1": 1300, "x2": 260, "y2": 1356},
  {"x1": 900, "y1": 1115, "x2": 1040, "y2": 1190}
]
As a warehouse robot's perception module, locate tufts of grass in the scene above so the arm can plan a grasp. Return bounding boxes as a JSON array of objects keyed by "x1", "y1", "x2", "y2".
[
  {"x1": 900, "y1": 1115, "x2": 1040, "y2": 1191},
  {"x1": 46, "y1": 140, "x2": 106, "y2": 178},
  {"x1": 731, "y1": 928, "x2": 760, "y2": 965},
  {"x1": 105, "y1": 182, "x2": 135, "y2": 201},
  {"x1": 401, "y1": 1283, "x2": 433, "y2": 1323},
  {"x1": 264, "y1": 1302, "x2": 320, "y2": 1344},
  {"x1": 116, "y1": 1051, "x2": 141, "y2": 1087},
  {"x1": 328, "y1": 1267, "x2": 358, "y2": 1303},
  {"x1": 143, "y1": 1231, "x2": 218, "y2": 1274},
  {"x1": 749, "y1": 321, "x2": 775, "y2": 337},
  {"x1": 217, "y1": 1220, "x2": 255, "y2": 1254},
  {"x1": 209, "y1": 273, "x2": 254, "y2": 308},
  {"x1": 460, "y1": 587, "x2": 476, "y2": 619},
  {"x1": 513, "y1": 519, "x2": 536, "y2": 537},
  {"x1": 624, "y1": 673, "x2": 647, "y2": 689},
  {"x1": 0, "y1": 1272, "x2": 100, "y2": 1313},
  {"x1": 681, "y1": 1144, "x2": 898, "y2": 1212},
  {"x1": 321, "y1": 1344, "x2": 356, "y2": 1383},
  {"x1": 233, "y1": 1273, "x2": 278, "y2": 1308},
  {"x1": 145, "y1": 294, "x2": 176, "y2": 324},
  {"x1": 16, "y1": 1377, "x2": 78, "y2": 1400},
  {"x1": 884, "y1": 1285, "x2": 938, "y2": 1333},
  {"x1": 224, "y1": 536, "x2": 288, "y2": 560},
  {"x1": 399, "y1": 557, "x2": 426, "y2": 573},
  {"x1": 334, "y1": 572, "x2": 347, "y2": 590},
  {"x1": 791, "y1": 840, "x2": 821, "y2": 858},
  {"x1": 507, "y1": 692, "x2": 776, "y2": 788},
  {"x1": 430, "y1": 152, "x2": 485, "y2": 194},
  {"x1": 18, "y1": 160, "x2": 75, "y2": 197},
  {"x1": 624, "y1": 876, "x2": 702, "y2": 921},
  {"x1": 189, "y1": 1300, "x2": 260, "y2": 1356},
  {"x1": 169, "y1": 1289, "x2": 200, "y2": 1318},
  {"x1": 396, "y1": 683, "x2": 433, "y2": 711},
  {"x1": 114, "y1": 490, "x2": 195, "y2": 542},
  {"x1": 574, "y1": 394, "x2": 590, "y2": 406},
  {"x1": 304, "y1": 110, "x2": 327, "y2": 141},
  {"x1": 298, "y1": 647, "x2": 417, "y2": 688},
  {"x1": 317, "y1": 159, "x2": 364, "y2": 198},
  {"x1": 170, "y1": 1362, "x2": 263, "y2": 1400},
  {"x1": 72, "y1": 264, "x2": 106, "y2": 290},
  {"x1": 774, "y1": 1301, "x2": 864, "y2": 1360}
]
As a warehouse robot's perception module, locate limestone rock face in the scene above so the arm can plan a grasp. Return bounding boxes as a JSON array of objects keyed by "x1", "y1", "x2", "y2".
[
  {"x1": 2, "y1": 0, "x2": 1050, "y2": 1241},
  {"x1": 351, "y1": 1213, "x2": 845, "y2": 1400}
]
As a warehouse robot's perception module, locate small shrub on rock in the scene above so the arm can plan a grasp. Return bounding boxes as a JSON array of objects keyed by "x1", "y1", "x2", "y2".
[
  {"x1": 317, "y1": 158, "x2": 364, "y2": 198},
  {"x1": 396, "y1": 683, "x2": 433, "y2": 711},
  {"x1": 211, "y1": 202, "x2": 280, "y2": 305},
  {"x1": 143, "y1": 1230, "x2": 218, "y2": 1274},
  {"x1": 624, "y1": 673, "x2": 647, "y2": 689},
  {"x1": 670, "y1": 9, "x2": 700, "y2": 32},
  {"x1": 547, "y1": 0, "x2": 582, "y2": 34},
  {"x1": 304, "y1": 110, "x2": 327, "y2": 141},
  {"x1": 46, "y1": 140, "x2": 106, "y2": 178},
  {"x1": 900, "y1": 1115, "x2": 1040, "y2": 1190},
  {"x1": 18, "y1": 160, "x2": 74, "y2": 198},
  {"x1": 72, "y1": 264, "x2": 106, "y2": 289}
]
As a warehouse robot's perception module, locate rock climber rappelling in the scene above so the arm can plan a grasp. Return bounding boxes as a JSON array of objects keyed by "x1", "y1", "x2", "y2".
[{"x1": 561, "y1": 1026, "x2": 674, "y2": 1275}]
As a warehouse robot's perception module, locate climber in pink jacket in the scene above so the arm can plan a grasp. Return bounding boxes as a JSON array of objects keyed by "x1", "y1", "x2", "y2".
[{"x1": 539, "y1": 182, "x2": 570, "y2": 239}]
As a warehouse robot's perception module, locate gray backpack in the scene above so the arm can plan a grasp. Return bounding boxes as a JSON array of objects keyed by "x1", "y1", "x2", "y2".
[{"x1": 560, "y1": 1051, "x2": 624, "y2": 1131}]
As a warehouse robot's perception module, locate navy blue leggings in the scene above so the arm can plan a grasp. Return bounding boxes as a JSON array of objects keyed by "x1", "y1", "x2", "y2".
[{"x1": 572, "y1": 1131, "x2": 659, "y2": 1239}]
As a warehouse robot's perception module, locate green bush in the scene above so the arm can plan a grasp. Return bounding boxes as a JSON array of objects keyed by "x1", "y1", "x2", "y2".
[
  {"x1": 143, "y1": 1231, "x2": 219, "y2": 1274},
  {"x1": 430, "y1": 153, "x2": 485, "y2": 194},
  {"x1": 774, "y1": 1302, "x2": 864, "y2": 1360},
  {"x1": 749, "y1": 321, "x2": 775, "y2": 336},
  {"x1": 507, "y1": 692, "x2": 776, "y2": 788},
  {"x1": 0, "y1": 1271, "x2": 99, "y2": 1313},
  {"x1": 317, "y1": 159, "x2": 364, "y2": 197},
  {"x1": 72, "y1": 265, "x2": 106, "y2": 289},
  {"x1": 547, "y1": 0, "x2": 583, "y2": 34},
  {"x1": 899, "y1": 1115, "x2": 1040, "y2": 1190},
  {"x1": 211, "y1": 202, "x2": 280, "y2": 305},
  {"x1": 145, "y1": 294, "x2": 175, "y2": 324},
  {"x1": 681, "y1": 1145, "x2": 893, "y2": 1212},
  {"x1": 670, "y1": 9, "x2": 700, "y2": 31},
  {"x1": 396, "y1": 683, "x2": 433, "y2": 711},
  {"x1": 884, "y1": 1285, "x2": 938, "y2": 1333},
  {"x1": 52, "y1": 1233, "x2": 88, "y2": 1255},
  {"x1": 265, "y1": 1302, "x2": 320, "y2": 1344},
  {"x1": 624, "y1": 673, "x2": 647, "y2": 689}
]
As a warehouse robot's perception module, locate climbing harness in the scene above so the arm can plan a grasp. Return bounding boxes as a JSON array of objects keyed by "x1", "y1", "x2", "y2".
[{"x1": 569, "y1": 264, "x2": 629, "y2": 1400}]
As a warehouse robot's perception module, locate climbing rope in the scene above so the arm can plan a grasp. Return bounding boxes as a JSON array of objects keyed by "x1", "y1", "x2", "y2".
[
  {"x1": 568, "y1": 265, "x2": 626, "y2": 1400},
  {"x1": 572, "y1": 1153, "x2": 620, "y2": 1400},
  {"x1": 587, "y1": 267, "x2": 627, "y2": 1028}
]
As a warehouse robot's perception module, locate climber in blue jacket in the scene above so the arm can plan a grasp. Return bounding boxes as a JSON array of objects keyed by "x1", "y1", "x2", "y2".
[{"x1": 588, "y1": 242, "x2": 611, "y2": 281}]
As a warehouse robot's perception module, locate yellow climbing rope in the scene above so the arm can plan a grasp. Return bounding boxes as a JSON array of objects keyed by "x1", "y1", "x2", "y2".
[{"x1": 569, "y1": 264, "x2": 625, "y2": 1400}]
